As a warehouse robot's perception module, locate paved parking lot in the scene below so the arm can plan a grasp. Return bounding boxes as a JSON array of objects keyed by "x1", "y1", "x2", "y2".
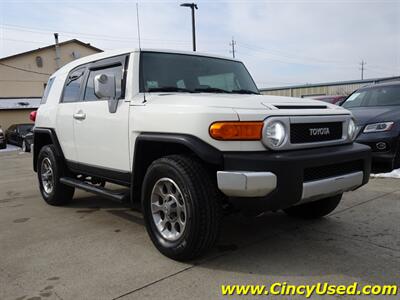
[{"x1": 0, "y1": 151, "x2": 399, "y2": 300}]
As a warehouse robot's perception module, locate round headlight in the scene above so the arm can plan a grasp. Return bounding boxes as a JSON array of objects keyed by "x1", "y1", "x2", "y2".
[
  {"x1": 348, "y1": 118, "x2": 357, "y2": 141},
  {"x1": 265, "y1": 121, "x2": 286, "y2": 147}
]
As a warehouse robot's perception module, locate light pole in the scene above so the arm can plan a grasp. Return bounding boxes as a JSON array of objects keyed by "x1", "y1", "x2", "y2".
[{"x1": 180, "y1": 3, "x2": 198, "y2": 51}]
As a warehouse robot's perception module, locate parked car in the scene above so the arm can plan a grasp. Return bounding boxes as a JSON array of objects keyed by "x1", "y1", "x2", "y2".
[
  {"x1": 0, "y1": 127, "x2": 6, "y2": 149},
  {"x1": 5, "y1": 124, "x2": 34, "y2": 147},
  {"x1": 22, "y1": 129, "x2": 34, "y2": 152},
  {"x1": 312, "y1": 95, "x2": 347, "y2": 105},
  {"x1": 33, "y1": 49, "x2": 371, "y2": 261},
  {"x1": 342, "y1": 81, "x2": 400, "y2": 173}
]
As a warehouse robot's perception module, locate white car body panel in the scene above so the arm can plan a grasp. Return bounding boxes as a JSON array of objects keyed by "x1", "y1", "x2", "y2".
[{"x1": 74, "y1": 100, "x2": 131, "y2": 171}]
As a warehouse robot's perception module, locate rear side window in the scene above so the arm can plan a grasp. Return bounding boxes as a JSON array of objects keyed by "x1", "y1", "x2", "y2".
[
  {"x1": 41, "y1": 77, "x2": 55, "y2": 104},
  {"x1": 62, "y1": 68, "x2": 86, "y2": 103},
  {"x1": 84, "y1": 65, "x2": 123, "y2": 101}
]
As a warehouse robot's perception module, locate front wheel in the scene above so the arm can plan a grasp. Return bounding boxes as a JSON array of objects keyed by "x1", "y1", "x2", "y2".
[
  {"x1": 142, "y1": 155, "x2": 221, "y2": 261},
  {"x1": 284, "y1": 194, "x2": 342, "y2": 219},
  {"x1": 37, "y1": 145, "x2": 74, "y2": 206}
]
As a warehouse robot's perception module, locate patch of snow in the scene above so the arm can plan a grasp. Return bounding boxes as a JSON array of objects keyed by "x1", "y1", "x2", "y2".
[
  {"x1": 0, "y1": 144, "x2": 21, "y2": 152},
  {"x1": 371, "y1": 169, "x2": 400, "y2": 179}
]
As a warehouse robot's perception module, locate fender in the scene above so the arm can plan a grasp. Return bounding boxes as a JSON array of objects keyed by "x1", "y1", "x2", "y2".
[
  {"x1": 130, "y1": 133, "x2": 223, "y2": 203},
  {"x1": 33, "y1": 127, "x2": 65, "y2": 172},
  {"x1": 134, "y1": 133, "x2": 222, "y2": 165}
]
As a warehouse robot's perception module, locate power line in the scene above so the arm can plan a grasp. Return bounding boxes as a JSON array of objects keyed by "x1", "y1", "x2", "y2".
[
  {"x1": 1, "y1": 23, "x2": 192, "y2": 44},
  {"x1": 0, "y1": 62, "x2": 51, "y2": 75}
]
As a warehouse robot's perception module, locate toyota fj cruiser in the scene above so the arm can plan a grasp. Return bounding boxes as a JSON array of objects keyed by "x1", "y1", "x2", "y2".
[{"x1": 33, "y1": 49, "x2": 371, "y2": 261}]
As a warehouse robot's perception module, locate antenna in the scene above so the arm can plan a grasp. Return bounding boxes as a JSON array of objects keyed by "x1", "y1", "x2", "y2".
[
  {"x1": 136, "y1": 2, "x2": 146, "y2": 103},
  {"x1": 136, "y1": 2, "x2": 142, "y2": 49}
]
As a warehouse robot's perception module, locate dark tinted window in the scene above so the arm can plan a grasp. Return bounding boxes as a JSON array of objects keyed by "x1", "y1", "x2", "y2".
[
  {"x1": 140, "y1": 52, "x2": 259, "y2": 94},
  {"x1": 41, "y1": 77, "x2": 55, "y2": 104},
  {"x1": 84, "y1": 65, "x2": 123, "y2": 101},
  {"x1": 18, "y1": 124, "x2": 33, "y2": 135},
  {"x1": 343, "y1": 85, "x2": 400, "y2": 108},
  {"x1": 62, "y1": 68, "x2": 85, "y2": 103}
]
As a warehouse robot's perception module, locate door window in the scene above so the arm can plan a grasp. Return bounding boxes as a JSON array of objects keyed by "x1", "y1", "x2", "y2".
[
  {"x1": 84, "y1": 65, "x2": 123, "y2": 101},
  {"x1": 62, "y1": 68, "x2": 85, "y2": 103},
  {"x1": 41, "y1": 77, "x2": 55, "y2": 104}
]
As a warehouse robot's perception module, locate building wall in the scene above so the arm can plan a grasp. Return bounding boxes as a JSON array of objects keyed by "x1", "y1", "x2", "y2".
[
  {"x1": 0, "y1": 43, "x2": 100, "y2": 98},
  {"x1": 261, "y1": 84, "x2": 363, "y2": 98},
  {"x1": 0, "y1": 110, "x2": 33, "y2": 131},
  {"x1": 260, "y1": 77, "x2": 400, "y2": 98}
]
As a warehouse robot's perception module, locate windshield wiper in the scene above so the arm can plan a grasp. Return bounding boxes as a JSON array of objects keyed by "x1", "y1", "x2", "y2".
[
  {"x1": 231, "y1": 89, "x2": 260, "y2": 95},
  {"x1": 194, "y1": 87, "x2": 230, "y2": 94},
  {"x1": 147, "y1": 87, "x2": 194, "y2": 93}
]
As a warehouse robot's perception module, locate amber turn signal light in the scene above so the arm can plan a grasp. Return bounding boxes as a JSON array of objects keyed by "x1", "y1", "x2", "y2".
[{"x1": 209, "y1": 121, "x2": 263, "y2": 140}]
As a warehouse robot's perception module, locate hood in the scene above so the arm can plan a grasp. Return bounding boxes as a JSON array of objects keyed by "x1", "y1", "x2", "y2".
[
  {"x1": 145, "y1": 93, "x2": 339, "y2": 110},
  {"x1": 347, "y1": 106, "x2": 400, "y2": 126}
]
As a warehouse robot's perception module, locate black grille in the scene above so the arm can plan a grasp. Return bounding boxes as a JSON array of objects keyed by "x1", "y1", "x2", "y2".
[
  {"x1": 291, "y1": 122, "x2": 342, "y2": 144},
  {"x1": 304, "y1": 160, "x2": 363, "y2": 182}
]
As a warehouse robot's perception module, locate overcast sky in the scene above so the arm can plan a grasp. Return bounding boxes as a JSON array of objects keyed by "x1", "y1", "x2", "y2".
[{"x1": 0, "y1": 0, "x2": 399, "y2": 88}]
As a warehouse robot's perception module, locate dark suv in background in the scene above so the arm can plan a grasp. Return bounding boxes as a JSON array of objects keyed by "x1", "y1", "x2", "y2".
[{"x1": 342, "y1": 82, "x2": 400, "y2": 173}]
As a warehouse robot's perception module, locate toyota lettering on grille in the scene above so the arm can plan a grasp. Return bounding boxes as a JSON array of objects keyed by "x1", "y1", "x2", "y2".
[{"x1": 309, "y1": 127, "x2": 330, "y2": 136}]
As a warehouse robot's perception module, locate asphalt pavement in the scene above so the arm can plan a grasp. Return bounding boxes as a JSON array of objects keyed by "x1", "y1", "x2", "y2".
[{"x1": 0, "y1": 151, "x2": 399, "y2": 299}]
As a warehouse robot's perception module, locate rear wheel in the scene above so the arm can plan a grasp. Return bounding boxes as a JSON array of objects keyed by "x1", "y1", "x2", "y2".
[
  {"x1": 284, "y1": 194, "x2": 342, "y2": 219},
  {"x1": 37, "y1": 145, "x2": 74, "y2": 206},
  {"x1": 142, "y1": 155, "x2": 221, "y2": 261}
]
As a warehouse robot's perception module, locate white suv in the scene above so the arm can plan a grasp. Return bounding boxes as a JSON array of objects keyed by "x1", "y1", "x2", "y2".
[{"x1": 33, "y1": 49, "x2": 371, "y2": 260}]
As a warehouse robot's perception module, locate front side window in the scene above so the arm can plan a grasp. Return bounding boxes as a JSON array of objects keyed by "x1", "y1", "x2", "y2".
[
  {"x1": 41, "y1": 77, "x2": 55, "y2": 104},
  {"x1": 140, "y1": 52, "x2": 259, "y2": 94},
  {"x1": 84, "y1": 65, "x2": 123, "y2": 101},
  {"x1": 343, "y1": 85, "x2": 400, "y2": 108},
  {"x1": 62, "y1": 68, "x2": 85, "y2": 103}
]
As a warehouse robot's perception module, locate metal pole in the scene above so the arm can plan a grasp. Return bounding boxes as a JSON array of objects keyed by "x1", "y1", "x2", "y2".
[
  {"x1": 191, "y1": 6, "x2": 196, "y2": 51},
  {"x1": 54, "y1": 33, "x2": 61, "y2": 70},
  {"x1": 181, "y1": 3, "x2": 198, "y2": 52}
]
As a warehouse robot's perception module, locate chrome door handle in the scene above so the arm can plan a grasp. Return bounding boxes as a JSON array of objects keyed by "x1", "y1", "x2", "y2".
[{"x1": 73, "y1": 112, "x2": 86, "y2": 120}]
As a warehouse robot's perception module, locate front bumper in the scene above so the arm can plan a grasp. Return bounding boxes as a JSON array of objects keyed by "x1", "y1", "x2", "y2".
[
  {"x1": 356, "y1": 132, "x2": 400, "y2": 172},
  {"x1": 218, "y1": 143, "x2": 371, "y2": 214}
]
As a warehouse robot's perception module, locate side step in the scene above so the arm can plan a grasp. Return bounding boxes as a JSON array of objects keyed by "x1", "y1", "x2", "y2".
[{"x1": 60, "y1": 177, "x2": 129, "y2": 202}]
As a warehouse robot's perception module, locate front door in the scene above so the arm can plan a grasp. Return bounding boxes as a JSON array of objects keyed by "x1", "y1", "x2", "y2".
[{"x1": 73, "y1": 55, "x2": 130, "y2": 172}]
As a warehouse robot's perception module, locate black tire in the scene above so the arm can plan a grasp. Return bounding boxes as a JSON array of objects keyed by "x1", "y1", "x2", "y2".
[
  {"x1": 37, "y1": 145, "x2": 74, "y2": 206},
  {"x1": 284, "y1": 194, "x2": 342, "y2": 219},
  {"x1": 142, "y1": 155, "x2": 221, "y2": 261}
]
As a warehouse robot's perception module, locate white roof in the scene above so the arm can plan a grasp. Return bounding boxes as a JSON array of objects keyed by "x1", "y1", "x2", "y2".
[
  {"x1": 52, "y1": 48, "x2": 240, "y2": 77},
  {"x1": 0, "y1": 98, "x2": 41, "y2": 110}
]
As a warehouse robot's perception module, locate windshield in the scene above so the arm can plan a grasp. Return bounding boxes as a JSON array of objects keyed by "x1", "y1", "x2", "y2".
[
  {"x1": 342, "y1": 85, "x2": 400, "y2": 108},
  {"x1": 139, "y1": 52, "x2": 259, "y2": 94}
]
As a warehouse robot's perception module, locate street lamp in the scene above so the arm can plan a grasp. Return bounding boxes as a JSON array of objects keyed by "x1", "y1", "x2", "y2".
[{"x1": 180, "y1": 3, "x2": 198, "y2": 51}]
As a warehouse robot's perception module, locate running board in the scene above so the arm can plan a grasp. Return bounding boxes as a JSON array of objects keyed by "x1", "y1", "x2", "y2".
[{"x1": 60, "y1": 177, "x2": 128, "y2": 202}]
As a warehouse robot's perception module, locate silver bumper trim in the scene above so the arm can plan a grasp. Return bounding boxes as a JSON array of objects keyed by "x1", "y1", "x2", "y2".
[
  {"x1": 217, "y1": 171, "x2": 277, "y2": 197},
  {"x1": 300, "y1": 171, "x2": 364, "y2": 204}
]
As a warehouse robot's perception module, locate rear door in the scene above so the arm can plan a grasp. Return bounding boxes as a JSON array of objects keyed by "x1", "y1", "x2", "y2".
[
  {"x1": 56, "y1": 67, "x2": 86, "y2": 162},
  {"x1": 73, "y1": 55, "x2": 131, "y2": 172}
]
